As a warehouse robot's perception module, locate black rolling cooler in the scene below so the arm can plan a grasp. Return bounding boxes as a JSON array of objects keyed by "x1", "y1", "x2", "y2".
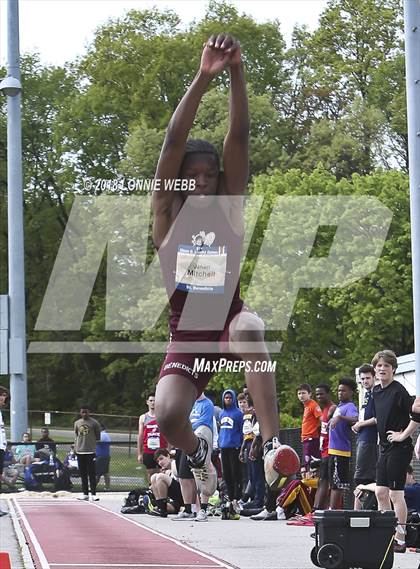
[{"x1": 311, "y1": 510, "x2": 397, "y2": 569}]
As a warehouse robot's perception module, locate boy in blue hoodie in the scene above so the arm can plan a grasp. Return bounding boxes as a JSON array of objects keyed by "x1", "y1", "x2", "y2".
[{"x1": 219, "y1": 389, "x2": 244, "y2": 512}]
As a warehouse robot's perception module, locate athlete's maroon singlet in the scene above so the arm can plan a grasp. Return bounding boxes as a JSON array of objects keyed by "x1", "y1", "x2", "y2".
[
  {"x1": 157, "y1": 196, "x2": 244, "y2": 337},
  {"x1": 157, "y1": 196, "x2": 245, "y2": 393}
]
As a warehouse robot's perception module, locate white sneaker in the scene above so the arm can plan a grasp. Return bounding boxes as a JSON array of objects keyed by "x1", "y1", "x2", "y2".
[
  {"x1": 191, "y1": 461, "x2": 218, "y2": 497},
  {"x1": 172, "y1": 511, "x2": 195, "y2": 521},
  {"x1": 188, "y1": 426, "x2": 217, "y2": 497},
  {"x1": 263, "y1": 437, "x2": 281, "y2": 488},
  {"x1": 195, "y1": 509, "x2": 208, "y2": 522},
  {"x1": 90, "y1": 496, "x2": 100, "y2": 501},
  {"x1": 231, "y1": 500, "x2": 241, "y2": 515},
  {"x1": 188, "y1": 429, "x2": 212, "y2": 469},
  {"x1": 77, "y1": 495, "x2": 89, "y2": 501}
]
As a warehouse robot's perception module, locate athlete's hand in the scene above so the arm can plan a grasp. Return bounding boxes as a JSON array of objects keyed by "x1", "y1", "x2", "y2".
[
  {"x1": 351, "y1": 421, "x2": 362, "y2": 433},
  {"x1": 330, "y1": 416, "x2": 340, "y2": 430},
  {"x1": 227, "y1": 40, "x2": 242, "y2": 67},
  {"x1": 200, "y1": 34, "x2": 237, "y2": 77},
  {"x1": 137, "y1": 452, "x2": 143, "y2": 464},
  {"x1": 386, "y1": 430, "x2": 405, "y2": 443}
]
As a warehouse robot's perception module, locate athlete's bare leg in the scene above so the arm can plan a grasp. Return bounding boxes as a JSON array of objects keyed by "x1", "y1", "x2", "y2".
[
  {"x1": 150, "y1": 472, "x2": 172, "y2": 499},
  {"x1": 229, "y1": 311, "x2": 279, "y2": 444},
  {"x1": 155, "y1": 374, "x2": 198, "y2": 454}
]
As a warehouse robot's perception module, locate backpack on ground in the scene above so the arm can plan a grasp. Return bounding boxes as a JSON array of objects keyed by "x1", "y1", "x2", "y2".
[
  {"x1": 276, "y1": 479, "x2": 314, "y2": 519},
  {"x1": 121, "y1": 487, "x2": 151, "y2": 514}
]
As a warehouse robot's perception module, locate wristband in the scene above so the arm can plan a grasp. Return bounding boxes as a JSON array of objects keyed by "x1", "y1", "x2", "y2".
[{"x1": 410, "y1": 411, "x2": 420, "y2": 423}]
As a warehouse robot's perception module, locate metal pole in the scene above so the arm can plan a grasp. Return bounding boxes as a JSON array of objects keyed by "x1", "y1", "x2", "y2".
[
  {"x1": 405, "y1": 0, "x2": 420, "y2": 395},
  {"x1": 5, "y1": 0, "x2": 28, "y2": 439}
]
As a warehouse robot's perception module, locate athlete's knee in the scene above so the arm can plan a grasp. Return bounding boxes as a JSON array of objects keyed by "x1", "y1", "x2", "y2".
[
  {"x1": 154, "y1": 472, "x2": 166, "y2": 484},
  {"x1": 389, "y1": 489, "x2": 405, "y2": 504},
  {"x1": 229, "y1": 312, "x2": 265, "y2": 354},
  {"x1": 375, "y1": 485, "x2": 389, "y2": 502},
  {"x1": 155, "y1": 403, "x2": 188, "y2": 438}
]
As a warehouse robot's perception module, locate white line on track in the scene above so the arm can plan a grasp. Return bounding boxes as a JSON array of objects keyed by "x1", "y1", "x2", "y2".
[
  {"x1": 12, "y1": 498, "x2": 51, "y2": 569},
  {"x1": 49, "y1": 565, "x2": 221, "y2": 567},
  {"x1": 90, "y1": 502, "x2": 237, "y2": 569},
  {"x1": 8, "y1": 498, "x2": 36, "y2": 569}
]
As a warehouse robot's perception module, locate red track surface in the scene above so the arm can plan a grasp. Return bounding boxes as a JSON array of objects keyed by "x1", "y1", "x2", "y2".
[{"x1": 13, "y1": 498, "x2": 234, "y2": 569}]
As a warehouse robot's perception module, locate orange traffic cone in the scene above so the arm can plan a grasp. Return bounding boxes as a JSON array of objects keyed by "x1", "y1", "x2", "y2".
[{"x1": 0, "y1": 552, "x2": 12, "y2": 569}]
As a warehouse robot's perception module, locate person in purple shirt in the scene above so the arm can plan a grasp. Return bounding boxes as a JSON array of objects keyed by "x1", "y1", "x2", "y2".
[{"x1": 328, "y1": 378, "x2": 358, "y2": 509}]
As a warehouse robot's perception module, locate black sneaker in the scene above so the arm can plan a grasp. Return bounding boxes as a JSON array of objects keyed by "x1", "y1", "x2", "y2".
[
  {"x1": 242, "y1": 499, "x2": 264, "y2": 510},
  {"x1": 147, "y1": 507, "x2": 168, "y2": 518},
  {"x1": 393, "y1": 540, "x2": 406, "y2": 553}
]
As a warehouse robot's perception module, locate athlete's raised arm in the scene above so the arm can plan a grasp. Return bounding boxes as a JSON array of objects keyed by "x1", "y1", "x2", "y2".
[
  {"x1": 152, "y1": 35, "x2": 235, "y2": 247},
  {"x1": 222, "y1": 38, "x2": 249, "y2": 196}
]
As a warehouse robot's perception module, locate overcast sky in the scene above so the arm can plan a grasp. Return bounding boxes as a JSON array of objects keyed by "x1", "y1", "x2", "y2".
[{"x1": 0, "y1": 0, "x2": 328, "y2": 67}]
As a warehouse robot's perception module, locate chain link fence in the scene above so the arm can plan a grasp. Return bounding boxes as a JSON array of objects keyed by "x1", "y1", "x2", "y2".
[{"x1": 2, "y1": 411, "x2": 419, "y2": 500}]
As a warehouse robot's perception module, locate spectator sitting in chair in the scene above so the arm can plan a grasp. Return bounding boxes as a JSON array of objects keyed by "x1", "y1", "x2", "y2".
[
  {"x1": 36, "y1": 428, "x2": 57, "y2": 456},
  {"x1": 63, "y1": 445, "x2": 79, "y2": 475},
  {"x1": 148, "y1": 448, "x2": 184, "y2": 517},
  {"x1": 1, "y1": 443, "x2": 19, "y2": 490},
  {"x1": 14, "y1": 433, "x2": 36, "y2": 467}
]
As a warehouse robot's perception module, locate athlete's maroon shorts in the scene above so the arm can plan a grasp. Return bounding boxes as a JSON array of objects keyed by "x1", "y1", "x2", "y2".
[{"x1": 158, "y1": 306, "x2": 250, "y2": 395}]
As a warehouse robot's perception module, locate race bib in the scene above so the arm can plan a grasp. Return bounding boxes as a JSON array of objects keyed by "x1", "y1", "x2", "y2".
[
  {"x1": 175, "y1": 245, "x2": 227, "y2": 293},
  {"x1": 243, "y1": 419, "x2": 253, "y2": 435},
  {"x1": 147, "y1": 434, "x2": 160, "y2": 450}
]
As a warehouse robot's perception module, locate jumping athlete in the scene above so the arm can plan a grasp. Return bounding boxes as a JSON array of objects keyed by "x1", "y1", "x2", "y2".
[{"x1": 152, "y1": 34, "x2": 283, "y2": 495}]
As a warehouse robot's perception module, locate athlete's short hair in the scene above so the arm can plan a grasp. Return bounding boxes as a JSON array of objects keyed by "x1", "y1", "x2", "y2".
[
  {"x1": 182, "y1": 139, "x2": 220, "y2": 171},
  {"x1": 358, "y1": 363, "x2": 375, "y2": 376},
  {"x1": 154, "y1": 448, "x2": 170, "y2": 461},
  {"x1": 315, "y1": 383, "x2": 331, "y2": 393},
  {"x1": 297, "y1": 383, "x2": 312, "y2": 394},
  {"x1": 371, "y1": 350, "x2": 398, "y2": 371},
  {"x1": 338, "y1": 377, "x2": 358, "y2": 393},
  {"x1": 0, "y1": 385, "x2": 9, "y2": 397}
]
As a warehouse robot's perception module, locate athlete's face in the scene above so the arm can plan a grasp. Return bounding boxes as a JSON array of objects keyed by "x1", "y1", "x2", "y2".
[
  {"x1": 224, "y1": 393, "x2": 233, "y2": 407},
  {"x1": 180, "y1": 153, "x2": 219, "y2": 200},
  {"x1": 80, "y1": 408, "x2": 90, "y2": 419},
  {"x1": 315, "y1": 388, "x2": 329, "y2": 406},
  {"x1": 360, "y1": 372, "x2": 375, "y2": 390},
  {"x1": 156, "y1": 454, "x2": 171, "y2": 469},
  {"x1": 238, "y1": 398, "x2": 248, "y2": 413},
  {"x1": 297, "y1": 390, "x2": 310, "y2": 403},
  {"x1": 338, "y1": 384, "x2": 353, "y2": 403},
  {"x1": 0, "y1": 393, "x2": 7, "y2": 407},
  {"x1": 374, "y1": 358, "x2": 394, "y2": 384},
  {"x1": 147, "y1": 396, "x2": 155, "y2": 411}
]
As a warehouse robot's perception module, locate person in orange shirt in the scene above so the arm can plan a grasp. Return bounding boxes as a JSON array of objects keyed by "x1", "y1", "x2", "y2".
[{"x1": 297, "y1": 384, "x2": 322, "y2": 472}]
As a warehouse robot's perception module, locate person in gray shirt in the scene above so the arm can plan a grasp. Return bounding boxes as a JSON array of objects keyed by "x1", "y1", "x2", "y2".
[{"x1": 74, "y1": 405, "x2": 101, "y2": 501}]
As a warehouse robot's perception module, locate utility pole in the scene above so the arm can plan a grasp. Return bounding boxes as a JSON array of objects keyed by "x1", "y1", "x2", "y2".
[
  {"x1": 404, "y1": 0, "x2": 420, "y2": 395},
  {"x1": 0, "y1": 0, "x2": 28, "y2": 439}
]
